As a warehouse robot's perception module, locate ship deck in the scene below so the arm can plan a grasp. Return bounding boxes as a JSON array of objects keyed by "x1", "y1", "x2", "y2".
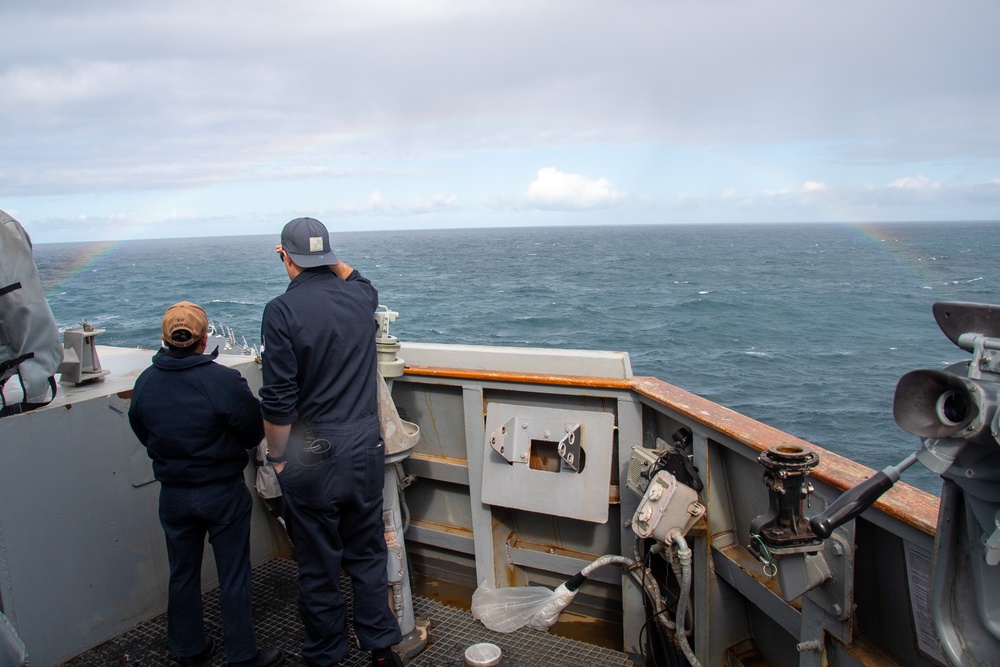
[{"x1": 63, "y1": 557, "x2": 635, "y2": 667}]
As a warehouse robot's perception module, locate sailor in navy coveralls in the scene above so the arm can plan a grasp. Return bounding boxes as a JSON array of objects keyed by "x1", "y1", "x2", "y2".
[
  {"x1": 128, "y1": 302, "x2": 285, "y2": 667},
  {"x1": 259, "y1": 218, "x2": 403, "y2": 667}
]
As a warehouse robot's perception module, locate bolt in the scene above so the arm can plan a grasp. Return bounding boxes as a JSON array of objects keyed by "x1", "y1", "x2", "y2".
[{"x1": 796, "y1": 640, "x2": 820, "y2": 653}]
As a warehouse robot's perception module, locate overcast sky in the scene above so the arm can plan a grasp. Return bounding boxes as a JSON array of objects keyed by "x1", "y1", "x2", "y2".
[{"x1": 3, "y1": 0, "x2": 999, "y2": 243}]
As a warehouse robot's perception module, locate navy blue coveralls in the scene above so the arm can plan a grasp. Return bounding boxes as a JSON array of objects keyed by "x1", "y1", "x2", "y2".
[
  {"x1": 260, "y1": 267, "x2": 402, "y2": 666},
  {"x1": 128, "y1": 347, "x2": 265, "y2": 663}
]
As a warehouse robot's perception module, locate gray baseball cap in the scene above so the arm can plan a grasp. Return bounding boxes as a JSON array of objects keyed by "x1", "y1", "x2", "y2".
[{"x1": 280, "y1": 217, "x2": 339, "y2": 268}]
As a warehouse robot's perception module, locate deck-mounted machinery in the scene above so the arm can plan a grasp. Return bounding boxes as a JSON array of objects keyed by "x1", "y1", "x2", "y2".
[
  {"x1": 624, "y1": 428, "x2": 707, "y2": 666},
  {"x1": 750, "y1": 301, "x2": 1000, "y2": 666},
  {"x1": 374, "y1": 306, "x2": 426, "y2": 661}
]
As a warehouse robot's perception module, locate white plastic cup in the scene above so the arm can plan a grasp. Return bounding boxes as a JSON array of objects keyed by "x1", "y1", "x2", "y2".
[{"x1": 464, "y1": 642, "x2": 503, "y2": 667}]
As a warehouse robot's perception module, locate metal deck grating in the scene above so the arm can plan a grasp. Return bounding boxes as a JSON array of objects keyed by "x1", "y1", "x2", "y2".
[{"x1": 64, "y1": 558, "x2": 635, "y2": 667}]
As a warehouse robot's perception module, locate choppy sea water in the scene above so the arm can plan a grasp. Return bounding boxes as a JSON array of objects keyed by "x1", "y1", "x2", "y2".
[{"x1": 32, "y1": 222, "x2": 1000, "y2": 494}]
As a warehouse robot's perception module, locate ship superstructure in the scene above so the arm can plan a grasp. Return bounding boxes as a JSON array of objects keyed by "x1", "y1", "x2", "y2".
[{"x1": 1, "y1": 210, "x2": 997, "y2": 665}]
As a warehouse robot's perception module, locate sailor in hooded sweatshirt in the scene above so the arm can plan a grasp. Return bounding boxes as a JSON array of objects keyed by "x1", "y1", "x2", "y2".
[{"x1": 128, "y1": 301, "x2": 285, "y2": 667}]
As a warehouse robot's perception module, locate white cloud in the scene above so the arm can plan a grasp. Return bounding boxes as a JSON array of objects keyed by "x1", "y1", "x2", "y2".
[
  {"x1": 151, "y1": 208, "x2": 200, "y2": 221},
  {"x1": 414, "y1": 194, "x2": 458, "y2": 208},
  {"x1": 802, "y1": 181, "x2": 827, "y2": 192},
  {"x1": 524, "y1": 167, "x2": 628, "y2": 210},
  {"x1": 331, "y1": 190, "x2": 459, "y2": 216},
  {"x1": 409, "y1": 193, "x2": 460, "y2": 214},
  {"x1": 887, "y1": 175, "x2": 940, "y2": 190}
]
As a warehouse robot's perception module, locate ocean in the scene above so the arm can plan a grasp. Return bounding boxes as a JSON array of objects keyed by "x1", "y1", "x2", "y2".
[{"x1": 32, "y1": 221, "x2": 1000, "y2": 495}]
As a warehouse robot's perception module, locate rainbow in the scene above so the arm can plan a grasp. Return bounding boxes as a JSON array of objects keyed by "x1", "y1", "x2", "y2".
[
  {"x1": 834, "y1": 220, "x2": 956, "y2": 289},
  {"x1": 41, "y1": 239, "x2": 125, "y2": 297}
]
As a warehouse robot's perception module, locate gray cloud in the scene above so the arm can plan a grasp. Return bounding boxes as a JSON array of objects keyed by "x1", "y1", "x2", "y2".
[{"x1": 2, "y1": 0, "x2": 999, "y2": 226}]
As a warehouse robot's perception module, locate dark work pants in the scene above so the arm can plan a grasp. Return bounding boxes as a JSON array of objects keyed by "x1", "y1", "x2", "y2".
[
  {"x1": 277, "y1": 416, "x2": 402, "y2": 666},
  {"x1": 159, "y1": 478, "x2": 257, "y2": 663}
]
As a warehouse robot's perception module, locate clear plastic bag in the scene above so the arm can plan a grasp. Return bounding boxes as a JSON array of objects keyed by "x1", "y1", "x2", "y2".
[
  {"x1": 254, "y1": 440, "x2": 282, "y2": 500},
  {"x1": 526, "y1": 582, "x2": 575, "y2": 631},
  {"x1": 471, "y1": 581, "x2": 576, "y2": 633}
]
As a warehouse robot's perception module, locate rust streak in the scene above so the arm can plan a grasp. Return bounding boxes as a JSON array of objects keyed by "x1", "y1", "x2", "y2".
[
  {"x1": 719, "y1": 544, "x2": 784, "y2": 599},
  {"x1": 409, "y1": 519, "x2": 474, "y2": 540},
  {"x1": 409, "y1": 452, "x2": 468, "y2": 468},
  {"x1": 829, "y1": 631, "x2": 907, "y2": 665},
  {"x1": 509, "y1": 537, "x2": 598, "y2": 563}
]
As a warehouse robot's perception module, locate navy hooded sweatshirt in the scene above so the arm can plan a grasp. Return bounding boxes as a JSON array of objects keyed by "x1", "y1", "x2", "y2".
[{"x1": 128, "y1": 348, "x2": 264, "y2": 487}]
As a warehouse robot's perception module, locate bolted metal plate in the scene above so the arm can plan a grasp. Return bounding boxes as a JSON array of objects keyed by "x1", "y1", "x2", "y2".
[{"x1": 481, "y1": 403, "x2": 616, "y2": 523}]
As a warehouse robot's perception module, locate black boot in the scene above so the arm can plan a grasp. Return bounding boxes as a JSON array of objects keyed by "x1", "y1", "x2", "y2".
[
  {"x1": 371, "y1": 647, "x2": 404, "y2": 667},
  {"x1": 177, "y1": 637, "x2": 215, "y2": 667},
  {"x1": 177, "y1": 637, "x2": 217, "y2": 667}
]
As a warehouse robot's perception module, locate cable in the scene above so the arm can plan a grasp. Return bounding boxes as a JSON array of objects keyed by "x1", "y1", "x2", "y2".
[
  {"x1": 638, "y1": 540, "x2": 686, "y2": 667},
  {"x1": 669, "y1": 531, "x2": 701, "y2": 667}
]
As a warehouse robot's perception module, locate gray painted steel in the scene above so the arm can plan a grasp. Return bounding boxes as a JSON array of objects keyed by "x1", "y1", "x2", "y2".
[
  {"x1": 0, "y1": 350, "x2": 284, "y2": 666},
  {"x1": 0, "y1": 342, "x2": 958, "y2": 666}
]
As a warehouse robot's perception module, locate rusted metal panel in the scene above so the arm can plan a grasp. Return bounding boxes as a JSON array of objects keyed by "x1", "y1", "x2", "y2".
[
  {"x1": 405, "y1": 453, "x2": 470, "y2": 486},
  {"x1": 713, "y1": 543, "x2": 801, "y2": 636}
]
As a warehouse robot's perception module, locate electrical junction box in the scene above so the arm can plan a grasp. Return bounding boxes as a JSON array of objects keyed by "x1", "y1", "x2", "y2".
[
  {"x1": 626, "y1": 446, "x2": 666, "y2": 496},
  {"x1": 631, "y1": 470, "x2": 704, "y2": 541},
  {"x1": 481, "y1": 402, "x2": 616, "y2": 523}
]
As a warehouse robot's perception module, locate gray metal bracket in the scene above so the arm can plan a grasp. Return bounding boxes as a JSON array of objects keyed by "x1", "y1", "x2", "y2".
[
  {"x1": 488, "y1": 417, "x2": 520, "y2": 463},
  {"x1": 986, "y1": 509, "x2": 1000, "y2": 566},
  {"x1": 59, "y1": 324, "x2": 111, "y2": 385},
  {"x1": 557, "y1": 423, "x2": 582, "y2": 471},
  {"x1": 804, "y1": 531, "x2": 854, "y2": 622}
]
